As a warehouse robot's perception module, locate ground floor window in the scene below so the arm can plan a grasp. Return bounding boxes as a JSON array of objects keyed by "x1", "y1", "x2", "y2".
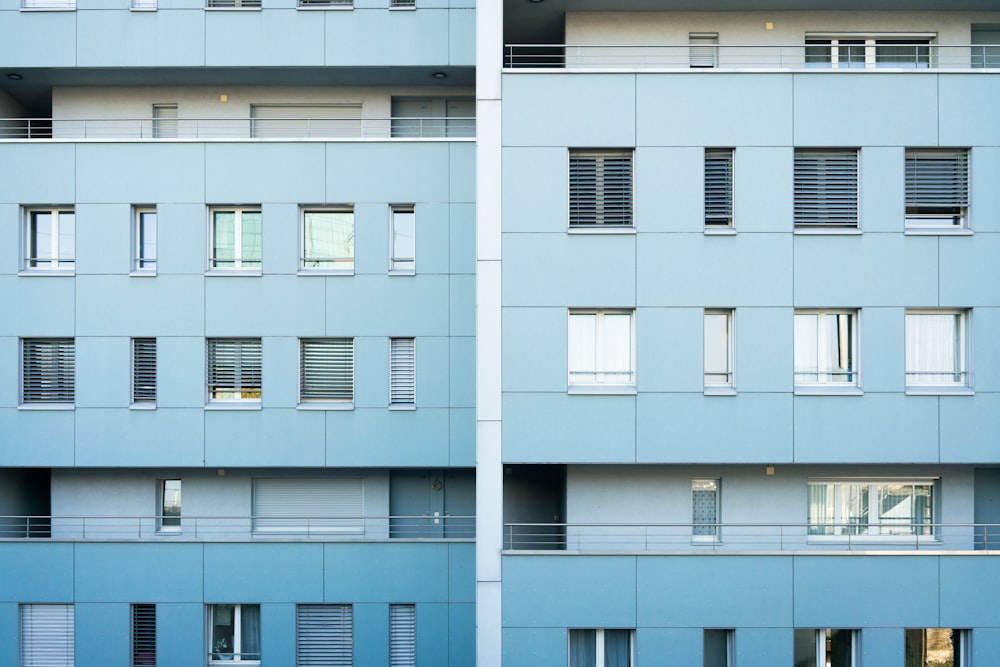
[
  {"x1": 794, "y1": 628, "x2": 859, "y2": 667},
  {"x1": 569, "y1": 629, "x2": 632, "y2": 667},
  {"x1": 906, "y1": 628, "x2": 969, "y2": 667},
  {"x1": 209, "y1": 604, "x2": 260, "y2": 663}
]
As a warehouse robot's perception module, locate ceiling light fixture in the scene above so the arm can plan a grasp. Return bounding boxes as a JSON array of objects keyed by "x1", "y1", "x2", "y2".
[
  {"x1": 432, "y1": 72, "x2": 447, "y2": 79},
  {"x1": 7, "y1": 73, "x2": 23, "y2": 81}
]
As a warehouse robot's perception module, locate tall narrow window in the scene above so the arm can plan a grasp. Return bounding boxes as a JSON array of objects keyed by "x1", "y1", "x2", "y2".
[
  {"x1": 133, "y1": 207, "x2": 157, "y2": 273},
  {"x1": 692, "y1": 479, "x2": 720, "y2": 541},
  {"x1": 704, "y1": 149, "x2": 734, "y2": 227},
  {"x1": 389, "y1": 604, "x2": 416, "y2": 667},
  {"x1": 208, "y1": 604, "x2": 260, "y2": 663},
  {"x1": 389, "y1": 338, "x2": 416, "y2": 408},
  {"x1": 209, "y1": 208, "x2": 262, "y2": 271},
  {"x1": 690, "y1": 32, "x2": 719, "y2": 68},
  {"x1": 704, "y1": 630, "x2": 734, "y2": 667},
  {"x1": 704, "y1": 309, "x2": 733, "y2": 389},
  {"x1": 569, "y1": 629, "x2": 633, "y2": 667},
  {"x1": 132, "y1": 338, "x2": 157, "y2": 404},
  {"x1": 207, "y1": 338, "x2": 262, "y2": 402},
  {"x1": 299, "y1": 338, "x2": 354, "y2": 406},
  {"x1": 21, "y1": 604, "x2": 75, "y2": 667},
  {"x1": 569, "y1": 150, "x2": 633, "y2": 227},
  {"x1": 24, "y1": 207, "x2": 75, "y2": 271},
  {"x1": 808, "y1": 480, "x2": 935, "y2": 537},
  {"x1": 905, "y1": 629, "x2": 969, "y2": 667},
  {"x1": 152, "y1": 104, "x2": 177, "y2": 138},
  {"x1": 794, "y1": 150, "x2": 859, "y2": 228},
  {"x1": 158, "y1": 479, "x2": 181, "y2": 531},
  {"x1": 301, "y1": 208, "x2": 354, "y2": 272},
  {"x1": 132, "y1": 604, "x2": 156, "y2": 667},
  {"x1": 905, "y1": 310, "x2": 969, "y2": 389},
  {"x1": 22, "y1": 338, "x2": 75, "y2": 405},
  {"x1": 794, "y1": 310, "x2": 859, "y2": 388},
  {"x1": 389, "y1": 206, "x2": 415, "y2": 273},
  {"x1": 905, "y1": 149, "x2": 969, "y2": 228},
  {"x1": 568, "y1": 310, "x2": 635, "y2": 388},
  {"x1": 794, "y1": 629, "x2": 859, "y2": 667},
  {"x1": 296, "y1": 604, "x2": 353, "y2": 666}
]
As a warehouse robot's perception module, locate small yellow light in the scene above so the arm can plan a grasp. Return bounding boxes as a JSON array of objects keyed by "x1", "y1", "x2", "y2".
[
  {"x1": 766, "y1": 465, "x2": 775, "y2": 476},
  {"x1": 217, "y1": 468, "x2": 226, "y2": 476},
  {"x1": 219, "y1": 94, "x2": 228, "y2": 103},
  {"x1": 765, "y1": 22, "x2": 774, "y2": 30}
]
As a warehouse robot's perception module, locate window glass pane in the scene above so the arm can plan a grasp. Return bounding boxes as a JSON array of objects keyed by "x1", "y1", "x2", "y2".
[
  {"x1": 58, "y1": 212, "x2": 75, "y2": 262},
  {"x1": 704, "y1": 312, "x2": 730, "y2": 384},
  {"x1": 30, "y1": 212, "x2": 53, "y2": 266},
  {"x1": 569, "y1": 629, "x2": 596, "y2": 667},
  {"x1": 304, "y1": 211, "x2": 354, "y2": 269},
  {"x1": 601, "y1": 314, "x2": 632, "y2": 382},
  {"x1": 704, "y1": 630, "x2": 732, "y2": 667},
  {"x1": 212, "y1": 605, "x2": 235, "y2": 659},
  {"x1": 906, "y1": 629, "x2": 961, "y2": 667},
  {"x1": 241, "y1": 605, "x2": 261, "y2": 660},
  {"x1": 906, "y1": 313, "x2": 964, "y2": 384},
  {"x1": 568, "y1": 314, "x2": 597, "y2": 383},
  {"x1": 692, "y1": 480, "x2": 718, "y2": 537},
  {"x1": 794, "y1": 314, "x2": 819, "y2": 382},
  {"x1": 391, "y1": 210, "x2": 415, "y2": 270},
  {"x1": 213, "y1": 212, "x2": 236, "y2": 267},
  {"x1": 161, "y1": 479, "x2": 181, "y2": 528},
  {"x1": 793, "y1": 629, "x2": 818, "y2": 667},
  {"x1": 604, "y1": 630, "x2": 631, "y2": 667},
  {"x1": 241, "y1": 211, "x2": 262, "y2": 264},
  {"x1": 139, "y1": 211, "x2": 157, "y2": 267}
]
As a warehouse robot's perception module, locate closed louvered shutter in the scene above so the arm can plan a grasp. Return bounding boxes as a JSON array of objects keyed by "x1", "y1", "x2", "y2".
[
  {"x1": 569, "y1": 150, "x2": 633, "y2": 226},
  {"x1": 131, "y1": 604, "x2": 156, "y2": 667},
  {"x1": 251, "y1": 104, "x2": 362, "y2": 138},
  {"x1": 689, "y1": 33, "x2": 719, "y2": 67},
  {"x1": 704, "y1": 148, "x2": 734, "y2": 226},
  {"x1": 21, "y1": 604, "x2": 74, "y2": 667},
  {"x1": 296, "y1": 605, "x2": 353, "y2": 667},
  {"x1": 300, "y1": 339, "x2": 353, "y2": 402},
  {"x1": 794, "y1": 149, "x2": 858, "y2": 226},
  {"x1": 389, "y1": 605, "x2": 416, "y2": 667},
  {"x1": 22, "y1": 339, "x2": 75, "y2": 404},
  {"x1": 389, "y1": 338, "x2": 416, "y2": 406},
  {"x1": 207, "y1": 339, "x2": 262, "y2": 401},
  {"x1": 253, "y1": 478, "x2": 364, "y2": 532},
  {"x1": 905, "y1": 149, "x2": 968, "y2": 225},
  {"x1": 132, "y1": 338, "x2": 157, "y2": 403},
  {"x1": 152, "y1": 105, "x2": 177, "y2": 139}
]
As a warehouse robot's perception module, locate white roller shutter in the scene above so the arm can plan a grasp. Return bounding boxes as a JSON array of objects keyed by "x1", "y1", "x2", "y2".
[
  {"x1": 21, "y1": 604, "x2": 74, "y2": 667},
  {"x1": 251, "y1": 104, "x2": 362, "y2": 138},
  {"x1": 253, "y1": 478, "x2": 364, "y2": 533}
]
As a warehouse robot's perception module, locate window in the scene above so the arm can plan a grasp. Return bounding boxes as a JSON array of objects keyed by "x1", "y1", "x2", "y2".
[
  {"x1": 299, "y1": 338, "x2": 354, "y2": 406},
  {"x1": 206, "y1": 0, "x2": 261, "y2": 7},
  {"x1": 705, "y1": 149, "x2": 734, "y2": 228},
  {"x1": 209, "y1": 604, "x2": 260, "y2": 663},
  {"x1": 389, "y1": 604, "x2": 416, "y2": 667},
  {"x1": 22, "y1": 338, "x2": 75, "y2": 405},
  {"x1": 21, "y1": 604, "x2": 74, "y2": 667},
  {"x1": 808, "y1": 480, "x2": 935, "y2": 537},
  {"x1": 133, "y1": 207, "x2": 157, "y2": 272},
  {"x1": 568, "y1": 629, "x2": 633, "y2": 667},
  {"x1": 23, "y1": 207, "x2": 74, "y2": 271},
  {"x1": 131, "y1": 604, "x2": 156, "y2": 667},
  {"x1": 390, "y1": 97, "x2": 475, "y2": 138},
  {"x1": 692, "y1": 479, "x2": 720, "y2": 541},
  {"x1": 905, "y1": 310, "x2": 969, "y2": 389},
  {"x1": 704, "y1": 630, "x2": 734, "y2": 667},
  {"x1": 158, "y1": 480, "x2": 180, "y2": 531},
  {"x1": 905, "y1": 629, "x2": 969, "y2": 667},
  {"x1": 132, "y1": 338, "x2": 156, "y2": 405},
  {"x1": 209, "y1": 208, "x2": 261, "y2": 271},
  {"x1": 151, "y1": 104, "x2": 176, "y2": 138},
  {"x1": 704, "y1": 309, "x2": 733, "y2": 390},
  {"x1": 569, "y1": 150, "x2": 633, "y2": 227},
  {"x1": 905, "y1": 150, "x2": 969, "y2": 229},
  {"x1": 690, "y1": 32, "x2": 719, "y2": 68},
  {"x1": 296, "y1": 0, "x2": 351, "y2": 7},
  {"x1": 389, "y1": 206, "x2": 415, "y2": 273},
  {"x1": 301, "y1": 208, "x2": 354, "y2": 272},
  {"x1": 20, "y1": 0, "x2": 75, "y2": 9},
  {"x1": 794, "y1": 310, "x2": 858, "y2": 389},
  {"x1": 794, "y1": 629, "x2": 859, "y2": 667},
  {"x1": 805, "y1": 36, "x2": 931, "y2": 68},
  {"x1": 296, "y1": 604, "x2": 352, "y2": 667},
  {"x1": 207, "y1": 338, "x2": 262, "y2": 403},
  {"x1": 568, "y1": 310, "x2": 635, "y2": 388},
  {"x1": 389, "y1": 338, "x2": 416, "y2": 408},
  {"x1": 794, "y1": 150, "x2": 858, "y2": 228},
  {"x1": 390, "y1": 0, "x2": 414, "y2": 6}
]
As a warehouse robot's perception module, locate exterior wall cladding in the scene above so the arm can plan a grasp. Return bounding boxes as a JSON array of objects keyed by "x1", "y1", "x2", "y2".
[{"x1": 1, "y1": 0, "x2": 1000, "y2": 665}]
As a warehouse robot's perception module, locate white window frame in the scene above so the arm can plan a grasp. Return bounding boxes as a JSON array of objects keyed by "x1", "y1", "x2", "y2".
[
  {"x1": 704, "y1": 309, "x2": 734, "y2": 393},
  {"x1": 905, "y1": 309, "x2": 971, "y2": 393},
  {"x1": 807, "y1": 478, "x2": 937, "y2": 540},
  {"x1": 208, "y1": 207, "x2": 262, "y2": 273},
  {"x1": 692, "y1": 479, "x2": 720, "y2": 543},
  {"x1": 389, "y1": 205, "x2": 416, "y2": 274},
  {"x1": 298, "y1": 338, "x2": 354, "y2": 409},
  {"x1": 21, "y1": 604, "x2": 75, "y2": 667},
  {"x1": 568, "y1": 629, "x2": 634, "y2": 667},
  {"x1": 795, "y1": 629, "x2": 860, "y2": 667},
  {"x1": 22, "y1": 206, "x2": 75, "y2": 273},
  {"x1": 389, "y1": 337, "x2": 416, "y2": 409},
  {"x1": 157, "y1": 479, "x2": 181, "y2": 532},
  {"x1": 568, "y1": 149, "x2": 634, "y2": 229},
  {"x1": 208, "y1": 604, "x2": 260, "y2": 664},
  {"x1": 132, "y1": 206, "x2": 157, "y2": 274},
  {"x1": 704, "y1": 148, "x2": 734, "y2": 229},
  {"x1": 905, "y1": 149, "x2": 970, "y2": 231},
  {"x1": 793, "y1": 309, "x2": 860, "y2": 393},
  {"x1": 206, "y1": 338, "x2": 262, "y2": 406},
  {"x1": 300, "y1": 207, "x2": 354, "y2": 274},
  {"x1": 793, "y1": 150, "x2": 859, "y2": 230},
  {"x1": 131, "y1": 603, "x2": 156, "y2": 667},
  {"x1": 567, "y1": 310, "x2": 636, "y2": 393},
  {"x1": 131, "y1": 337, "x2": 157, "y2": 407},
  {"x1": 21, "y1": 338, "x2": 75, "y2": 408},
  {"x1": 805, "y1": 34, "x2": 935, "y2": 69}
]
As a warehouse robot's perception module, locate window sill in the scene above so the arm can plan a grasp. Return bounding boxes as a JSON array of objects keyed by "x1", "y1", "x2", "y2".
[
  {"x1": 296, "y1": 4, "x2": 352, "y2": 9},
  {"x1": 18, "y1": 403, "x2": 74, "y2": 410},
  {"x1": 691, "y1": 535, "x2": 721, "y2": 545},
  {"x1": 389, "y1": 4, "x2": 416, "y2": 9},
  {"x1": 388, "y1": 269, "x2": 416, "y2": 277},
  {"x1": 704, "y1": 386, "x2": 737, "y2": 396},
  {"x1": 155, "y1": 528, "x2": 181, "y2": 535},
  {"x1": 793, "y1": 227, "x2": 862, "y2": 235},
  {"x1": 904, "y1": 228, "x2": 973, "y2": 236},
  {"x1": 794, "y1": 386, "x2": 863, "y2": 396},
  {"x1": 130, "y1": 270, "x2": 157, "y2": 277},
  {"x1": 19, "y1": 6, "x2": 76, "y2": 10},
  {"x1": 704, "y1": 227, "x2": 736, "y2": 236},
  {"x1": 905, "y1": 386, "x2": 974, "y2": 396},
  {"x1": 389, "y1": 404, "x2": 416, "y2": 411},
  {"x1": 567, "y1": 226, "x2": 636, "y2": 235},
  {"x1": 206, "y1": 269, "x2": 262, "y2": 277},
  {"x1": 205, "y1": 6, "x2": 261, "y2": 10},
  {"x1": 297, "y1": 401, "x2": 354, "y2": 410},
  {"x1": 568, "y1": 385, "x2": 637, "y2": 396},
  {"x1": 129, "y1": 402, "x2": 156, "y2": 410},
  {"x1": 205, "y1": 402, "x2": 262, "y2": 410},
  {"x1": 129, "y1": 6, "x2": 156, "y2": 10},
  {"x1": 296, "y1": 269, "x2": 354, "y2": 276},
  {"x1": 18, "y1": 270, "x2": 75, "y2": 277}
]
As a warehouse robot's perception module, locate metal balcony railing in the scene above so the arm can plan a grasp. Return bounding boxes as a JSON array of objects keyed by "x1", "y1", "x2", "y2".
[
  {"x1": 504, "y1": 522, "x2": 1000, "y2": 552},
  {"x1": 0, "y1": 117, "x2": 476, "y2": 141},
  {"x1": 504, "y1": 43, "x2": 1000, "y2": 70},
  {"x1": 0, "y1": 515, "x2": 476, "y2": 541}
]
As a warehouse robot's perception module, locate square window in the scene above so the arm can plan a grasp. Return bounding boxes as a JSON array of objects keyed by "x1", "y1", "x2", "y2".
[
  {"x1": 132, "y1": 604, "x2": 156, "y2": 667},
  {"x1": 389, "y1": 338, "x2": 416, "y2": 408},
  {"x1": 209, "y1": 604, "x2": 260, "y2": 663},
  {"x1": 569, "y1": 150, "x2": 633, "y2": 227},
  {"x1": 704, "y1": 149, "x2": 734, "y2": 228},
  {"x1": 300, "y1": 338, "x2": 354, "y2": 406},
  {"x1": 209, "y1": 208, "x2": 261, "y2": 271},
  {"x1": 389, "y1": 206, "x2": 415, "y2": 273},
  {"x1": 568, "y1": 629, "x2": 633, "y2": 667},
  {"x1": 692, "y1": 479, "x2": 720, "y2": 541},
  {"x1": 133, "y1": 207, "x2": 157, "y2": 273},
  {"x1": 568, "y1": 310, "x2": 635, "y2": 389},
  {"x1": 905, "y1": 150, "x2": 969, "y2": 229},
  {"x1": 23, "y1": 207, "x2": 75, "y2": 271},
  {"x1": 794, "y1": 629, "x2": 859, "y2": 667},
  {"x1": 808, "y1": 480, "x2": 935, "y2": 537},
  {"x1": 301, "y1": 208, "x2": 354, "y2": 272},
  {"x1": 132, "y1": 338, "x2": 157, "y2": 405},
  {"x1": 158, "y1": 479, "x2": 180, "y2": 531},
  {"x1": 905, "y1": 310, "x2": 969, "y2": 390},
  {"x1": 296, "y1": 604, "x2": 352, "y2": 666},
  {"x1": 905, "y1": 629, "x2": 969, "y2": 667},
  {"x1": 389, "y1": 604, "x2": 416, "y2": 667},
  {"x1": 690, "y1": 32, "x2": 719, "y2": 68},
  {"x1": 21, "y1": 338, "x2": 75, "y2": 405},
  {"x1": 207, "y1": 338, "x2": 262, "y2": 403},
  {"x1": 794, "y1": 150, "x2": 858, "y2": 228},
  {"x1": 794, "y1": 310, "x2": 859, "y2": 389},
  {"x1": 21, "y1": 604, "x2": 74, "y2": 667},
  {"x1": 704, "y1": 309, "x2": 733, "y2": 389}
]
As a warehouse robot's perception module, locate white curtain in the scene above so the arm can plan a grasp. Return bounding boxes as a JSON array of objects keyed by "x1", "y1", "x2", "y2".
[{"x1": 907, "y1": 313, "x2": 961, "y2": 383}]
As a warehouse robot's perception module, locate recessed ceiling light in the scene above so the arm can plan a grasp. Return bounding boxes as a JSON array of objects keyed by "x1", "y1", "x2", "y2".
[
  {"x1": 432, "y1": 72, "x2": 447, "y2": 79},
  {"x1": 7, "y1": 73, "x2": 23, "y2": 81}
]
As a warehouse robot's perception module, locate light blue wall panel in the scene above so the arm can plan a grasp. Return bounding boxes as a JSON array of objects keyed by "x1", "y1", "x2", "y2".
[
  {"x1": 77, "y1": 143, "x2": 206, "y2": 204},
  {"x1": 939, "y1": 394, "x2": 1000, "y2": 463},
  {"x1": 448, "y1": 602, "x2": 476, "y2": 666},
  {"x1": 0, "y1": 409, "x2": 75, "y2": 466},
  {"x1": 204, "y1": 543, "x2": 324, "y2": 602},
  {"x1": 157, "y1": 336, "x2": 206, "y2": 408},
  {"x1": 502, "y1": 627, "x2": 566, "y2": 667},
  {"x1": 416, "y1": 336, "x2": 450, "y2": 407},
  {"x1": 263, "y1": 203, "x2": 300, "y2": 275},
  {"x1": 0, "y1": 338, "x2": 15, "y2": 406},
  {"x1": 448, "y1": 7, "x2": 476, "y2": 65},
  {"x1": 793, "y1": 556, "x2": 939, "y2": 627},
  {"x1": 860, "y1": 628, "x2": 904, "y2": 667},
  {"x1": 416, "y1": 603, "x2": 450, "y2": 667},
  {"x1": 0, "y1": 543, "x2": 75, "y2": 601},
  {"x1": 449, "y1": 407, "x2": 474, "y2": 466},
  {"x1": 159, "y1": 203, "x2": 212, "y2": 275},
  {"x1": 860, "y1": 147, "x2": 905, "y2": 233},
  {"x1": 0, "y1": 205, "x2": 18, "y2": 275},
  {"x1": 0, "y1": 12, "x2": 76, "y2": 67},
  {"x1": 205, "y1": 143, "x2": 326, "y2": 203},
  {"x1": 76, "y1": 10, "x2": 206, "y2": 66},
  {"x1": 793, "y1": 73, "x2": 938, "y2": 146},
  {"x1": 205, "y1": 10, "x2": 326, "y2": 66},
  {"x1": 415, "y1": 203, "x2": 452, "y2": 276},
  {"x1": 637, "y1": 73, "x2": 792, "y2": 147},
  {"x1": 792, "y1": 395, "x2": 939, "y2": 463},
  {"x1": 75, "y1": 203, "x2": 130, "y2": 275},
  {"x1": 858, "y1": 307, "x2": 905, "y2": 393},
  {"x1": 735, "y1": 147, "x2": 794, "y2": 233},
  {"x1": 634, "y1": 147, "x2": 702, "y2": 233},
  {"x1": 0, "y1": 603, "x2": 17, "y2": 667},
  {"x1": 204, "y1": 408, "x2": 327, "y2": 466},
  {"x1": 75, "y1": 336, "x2": 129, "y2": 408},
  {"x1": 636, "y1": 393, "x2": 793, "y2": 463},
  {"x1": 502, "y1": 74, "x2": 636, "y2": 147},
  {"x1": 75, "y1": 543, "x2": 204, "y2": 601},
  {"x1": 325, "y1": 143, "x2": 452, "y2": 207},
  {"x1": 503, "y1": 393, "x2": 636, "y2": 463},
  {"x1": 323, "y1": 543, "x2": 451, "y2": 602},
  {"x1": 972, "y1": 628, "x2": 1000, "y2": 667},
  {"x1": 938, "y1": 74, "x2": 1000, "y2": 147},
  {"x1": 940, "y1": 556, "x2": 1000, "y2": 626},
  {"x1": 262, "y1": 603, "x2": 295, "y2": 667},
  {"x1": 970, "y1": 147, "x2": 1000, "y2": 233},
  {"x1": 501, "y1": 148, "x2": 568, "y2": 234},
  {"x1": 449, "y1": 143, "x2": 476, "y2": 204},
  {"x1": 0, "y1": 144, "x2": 75, "y2": 204},
  {"x1": 326, "y1": 275, "x2": 450, "y2": 336},
  {"x1": 502, "y1": 307, "x2": 566, "y2": 393},
  {"x1": 734, "y1": 307, "x2": 794, "y2": 393},
  {"x1": 635, "y1": 307, "x2": 702, "y2": 393},
  {"x1": 326, "y1": 407, "x2": 451, "y2": 467},
  {"x1": 737, "y1": 629, "x2": 793, "y2": 667},
  {"x1": 324, "y1": 9, "x2": 451, "y2": 66},
  {"x1": 450, "y1": 274, "x2": 475, "y2": 336},
  {"x1": 0, "y1": 277, "x2": 75, "y2": 335},
  {"x1": 940, "y1": 234, "x2": 1000, "y2": 306},
  {"x1": 159, "y1": 603, "x2": 208, "y2": 667},
  {"x1": 76, "y1": 275, "x2": 206, "y2": 336},
  {"x1": 355, "y1": 602, "x2": 389, "y2": 667},
  {"x1": 76, "y1": 603, "x2": 127, "y2": 666},
  {"x1": 503, "y1": 233, "x2": 636, "y2": 307},
  {"x1": 971, "y1": 308, "x2": 1000, "y2": 392},
  {"x1": 448, "y1": 543, "x2": 475, "y2": 602},
  {"x1": 637, "y1": 233, "x2": 793, "y2": 307},
  {"x1": 449, "y1": 337, "x2": 475, "y2": 407},
  {"x1": 354, "y1": 336, "x2": 388, "y2": 409},
  {"x1": 503, "y1": 556, "x2": 637, "y2": 627},
  {"x1": 637, "y1": 628, "x2": 702, "y2": 667},
  {"x1": 448, "y1": 202, "x2": 476, "y2": 274},
  {"x1": 74, "y1": 408, "x2": 205, "y2": 466},
  {"x1": 205, "y1": 276, "x2": 325, "y2": 336},
  {"x1": 793, "y1": 235, "x2": 938, "y2": 306}
]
